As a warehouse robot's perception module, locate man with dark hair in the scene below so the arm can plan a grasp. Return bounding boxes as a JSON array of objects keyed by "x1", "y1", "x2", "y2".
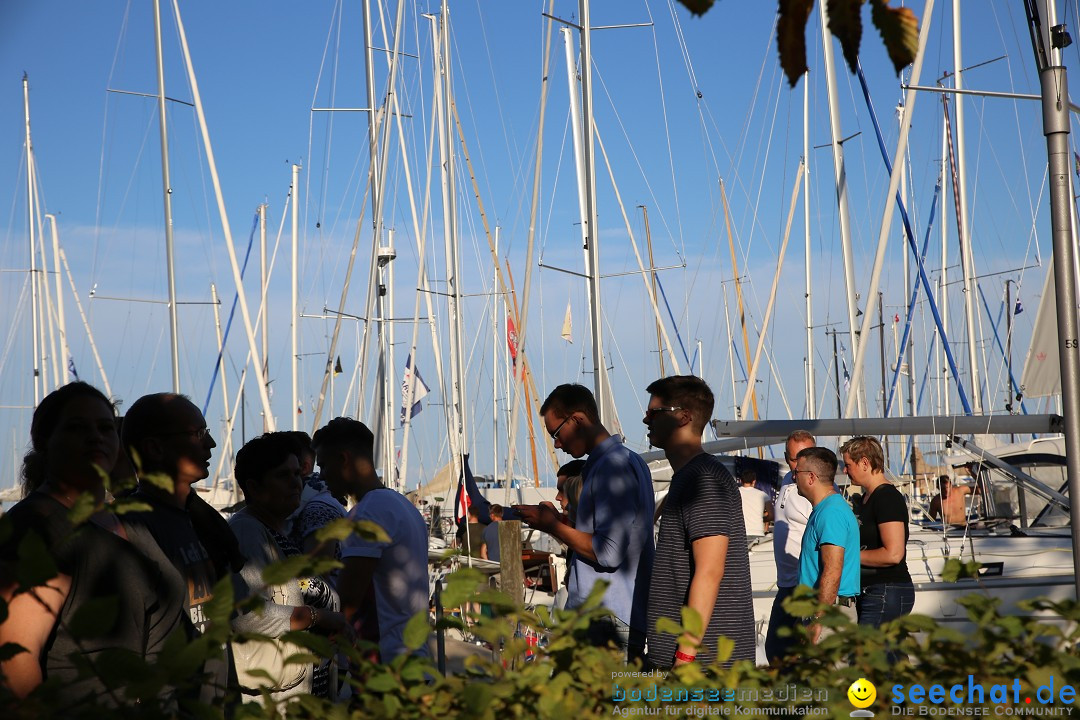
[
  {"x1": 480, "y1": 505, "x2": 503, "y2": 563},
  {"x1": 765, "y1": 429, "x2": 816, "y2": 664},
  {"x1": 121, "y1": 392, "x2": 243, "y2": 706},
  {"x1": 312, "y1": 417, "x2": 429, "y2": 661},
  {"x1": 793, "y1": 446, "x2": 860, "y2": 643},
  {"x1": 516, "y1": 383, "x2": 654, "y2": 661},
  {"x1": 643, "y1": 375, "x2": 754, "y2": 669}
]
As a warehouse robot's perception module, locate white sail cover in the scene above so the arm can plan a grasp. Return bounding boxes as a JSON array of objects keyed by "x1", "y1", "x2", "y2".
[{"x1": 1020, "y1": 259, "x2": 1080, "y2": 399}]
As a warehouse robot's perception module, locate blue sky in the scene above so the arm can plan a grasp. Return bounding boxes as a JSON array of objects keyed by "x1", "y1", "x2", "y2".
[{"x1": 0, "y1": 0, "x2": 1074, "y2": 489}]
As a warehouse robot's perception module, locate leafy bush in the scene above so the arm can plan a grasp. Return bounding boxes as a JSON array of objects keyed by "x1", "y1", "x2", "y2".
[{"x1": 3, "y1": 512, "x2": 1079, "y2": 720}]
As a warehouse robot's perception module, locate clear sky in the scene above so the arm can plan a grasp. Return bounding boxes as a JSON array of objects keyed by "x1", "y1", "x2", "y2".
[{"x1": 0, "y1": 0, "x2": 1074, "y2": 491}]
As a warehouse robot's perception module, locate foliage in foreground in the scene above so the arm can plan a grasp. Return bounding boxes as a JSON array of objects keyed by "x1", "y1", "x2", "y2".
[{"x1": 3, "y1": 538, "x2": 1080, "y2": 718}]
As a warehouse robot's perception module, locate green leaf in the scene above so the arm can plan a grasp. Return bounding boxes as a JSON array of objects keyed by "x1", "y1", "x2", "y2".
[
  {"x1": 463, "y1": 682, "x2": 494, "y2": 714},
  {"x1": 311, "y1": 517, "x2": 357, "y2": 544},
  {"x1": 112, "y1": 499, "x2": 153, "y2": 515},
  {"x1": 260, "y1": 555, "x2": 312, "y2": 586},
  {"x1": 351, "y1": 519, "x2": 391, "y2": 544},
  {"x1": 201, "y1": 574, "x2": 235, "y2": 638},
  {"x1": 0, "y1": 642, "x2": 27, "y2": 662},
  {"x1": 141, "y1": 471, "x2": 176, "y2": 495},
  {"x1": 403, "y1": 611, "x2": 431, "y2": 651},
  {"x1": 680, "y1": 606, "x2": 704, "y2": 641},
  {"x1": 870, "y1": 0, "x2": 919, "y2": 74},
  {"x1": 68, "y1": 596, "x2": 119, "y2": 639},
  {"x1": 65, "y1": 490, "x2": 98, "y2": 527},
  {"x1": 654, "y1": 616, "x2": 685, "y2": 638},
  {"x1": 777, "y1": 0, "x2": 815, "y2": 87},
  {"x1": 676, "y1": 0, "x2": 716, "y2": 15},
  {"x1": 365, "y1": 671, "x2": 400, "y2": 693},
  {"x1": 827, "y1": 0, "x2": 865, "y2": 76},
  {"x1": 441, "y1": 567, "x2": 486, "y2": 609},
  {"x1": 16, "y1": 530, "x2": 58, "y2": 589}
]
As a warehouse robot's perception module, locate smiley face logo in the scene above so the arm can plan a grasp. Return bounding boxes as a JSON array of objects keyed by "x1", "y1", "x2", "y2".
[{"x1": 847, "y1": 678, "x2": 877, "y2": 709}]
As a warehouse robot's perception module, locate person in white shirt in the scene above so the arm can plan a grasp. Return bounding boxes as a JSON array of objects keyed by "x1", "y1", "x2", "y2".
[
  {"x1": 764, "y1": 430, "x2": 815, "y2": 665},
  {"x1": 738, "y1": 469, "x2": 773, "y2": 538}
]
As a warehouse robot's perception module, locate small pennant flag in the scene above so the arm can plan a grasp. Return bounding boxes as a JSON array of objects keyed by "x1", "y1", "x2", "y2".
[
  {"x1": 400, "y1": 354, "x2": 431, "y2": 425},
  {"x1": 894, "y1": 313, "x2": 900, "y2": 323},
  {"x1": 561, "y1": 300, "x2": 573, "y2": 343},
  {"x1": 334, "y1": 356, "x2": 343, "y2": 375},
  {"x1": 67, "y1": 356, "x2": 79, "y2": 380},
  {"x1": 841, "y1": 353, "x2": 851, "y2": 394},
  {"x1": 1074, "y1": 151, "x2": 1080, "y2": 178},
  {"x1": 1014, "y1": 299, "x2": 1024, "y2": 315},
  {"x1": 507, "y1": 316, "x2": 519, "y2": 362}
]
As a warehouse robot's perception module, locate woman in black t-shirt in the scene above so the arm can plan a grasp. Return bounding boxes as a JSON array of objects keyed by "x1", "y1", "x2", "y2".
[{"x1": 839, "y1": 436, "x2": 915, "y2": 627}]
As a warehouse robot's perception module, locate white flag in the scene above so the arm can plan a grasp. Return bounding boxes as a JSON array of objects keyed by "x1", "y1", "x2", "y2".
[
  {"x1": 561, "y1": 300, "x2": 573, "y2": 343},
  {"x1": 400, "y1": 354, "x2": 430, "y2": 425}
]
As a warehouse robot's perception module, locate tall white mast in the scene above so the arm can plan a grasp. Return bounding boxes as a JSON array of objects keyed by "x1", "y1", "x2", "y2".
[
  {"x1": 952, "y1": 0, "x2": 983, "y2": 413},
  {"x1": 578, "y1": 0, "x2": 607, "y2": 423},
  {"x1": 940, "y1": 101, "x2": 950, "y2": 416},
  {"x1": 803, "y1": 71, "x2": 815, "y2": 419},
  {"x1": 259, "y1": 202, "x2": 269, "y2": 432},
  {"x1": 23, "y1": 74, "x2": 41, "y2": 405},
  {"x1": 46, "y1": 215, "x2": 70, "y2": 385},
  {"x1": 153, "y1": 0, "x2": 181, "y2": 393},
  {"x1": 291, "y1": 163, "x2": 300, "y2": 429},
  {"x1": 818, "y1": 1, "x2": 864, "y2": 417},
  {"x1": 432, "y1": 2, "x2": 467, "y2": 491}
]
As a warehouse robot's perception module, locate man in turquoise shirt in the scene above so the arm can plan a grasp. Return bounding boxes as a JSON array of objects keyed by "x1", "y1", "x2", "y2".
[{"x1": 794, "y1": 446, "x2": 860, "y2": 643}]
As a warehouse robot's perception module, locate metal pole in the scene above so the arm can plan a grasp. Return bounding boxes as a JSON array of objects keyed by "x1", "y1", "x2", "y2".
[
  {"x1": 23, "y1": 75, "x2": 41, "y2": 404},
  {"x1": 153, "y1": 0, "x2": 181, "y2": 393},
  {"x1": 953, "y1": 0, "x2": 984, "y2": 413},
  {"x1": 803, "y1": 72, "x2": 815, "y2": 420},
  {"x1": 818, "y1": 0, "x2": 864, "y2": 417},
  {"x1": 291, "y1": 163, "x2": 300, "y2": 430},
  {"x1": 1027, "y1": 0, "x2": 1080, "y2": 594},
  {"x1": 642, "y1": 206, "x2": 665, "y2": 378},
  {"x1": 259, "y1": 202, "x2": 269, "y2": 432},
  {"x1": 46, "y1": 215, "x2": 70, "y2": 385},
  {"x1": 941, "y1": 101, "x2": 950, "y2": 416},
  {"x1": 832, "y1": 330, "x2": 842, "y2": 418},
  {"x1": 579, "y1": 0, "x2": 607, "y2": 423}
]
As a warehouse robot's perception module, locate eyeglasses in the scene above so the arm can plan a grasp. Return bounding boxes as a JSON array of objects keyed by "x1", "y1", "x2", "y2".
[
  {"x1": 791, "y1": 469, "x2": 815, "y2": 479},
  {"x1": 549, "y1": 415, "x2": 575, "y2": 440},
  {"x1": 159, "y1": 427, "x2": 211, "y2": 441},
  {"x1": 643, "y1": 406, "x2": 683, "y2": 421}
]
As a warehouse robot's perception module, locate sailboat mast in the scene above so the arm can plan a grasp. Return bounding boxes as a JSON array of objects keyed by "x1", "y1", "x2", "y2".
[
  {"x1": 578, "y1": 0, "x2": 607, "y2": 423},
  {"x1": 818, "y1": 1, "x2": 864, "y2": 417},
  {"x1": 803, "y1": 72, "x2": 814, "y2": 419},
  {"x1": 46, "y1": 215, "x2": 70, "y2": 385},
  {"x1": 432, "y1": 2, "x2": 467, "y2": 490},
  {"x1": 952, "y1": 0, "x2": 984, "y2": 413},
  {"x1": 23, "y1": 75, "x2": 41, "y2": 405},
  {"x1": 259, "y1": 202, "x2": 269, "y2": 432},
  {"x1": 153, "y1": 0, "x2": 181, "y2": 394},
  {"x1": 1026, "y1": 0, "x2": 1080, "y2": 590},
  {"x1": 642, "y1": 206, "x2": 665, "y2": 378},
  {"x1": 940, "y1": 100, "x2": 950, "y2": 416},
  {"x1": 291, "y1": 163, "x2": 300, "y2": 429}
]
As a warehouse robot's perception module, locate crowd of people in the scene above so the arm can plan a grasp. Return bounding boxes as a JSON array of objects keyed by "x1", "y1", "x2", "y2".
[
  {"x1": 0, "y1": 374, "x2": 926, "y2": 710},
  {"x1": 0, "y1": 383, "x2": 428, "y2": 712}
]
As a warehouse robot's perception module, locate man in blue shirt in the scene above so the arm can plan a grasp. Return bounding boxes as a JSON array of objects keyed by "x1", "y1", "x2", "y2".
[
  {"x1": 793, "y1": 446, "x2": 860, "y2": 644},
  {"x1": 515, "y1": 384, "x2": 655, "y2": 662}
]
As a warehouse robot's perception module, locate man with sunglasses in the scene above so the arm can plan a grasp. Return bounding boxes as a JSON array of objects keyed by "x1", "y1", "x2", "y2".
[
  {"x1": 515, "y1": 384, "x2": 654, "y2": 662},
  {"x1": 793, "y1": 446, "x2": 860, "y2": 643},
  {"x1": 642, "y1": 375, "x2": 753, "y2": 669},
  {"x1": 765, "y1": 429, "x2": 816, "y2": 665},
  {"x1": 121, "y1": 393, "x2": 244, "y2": 707}
]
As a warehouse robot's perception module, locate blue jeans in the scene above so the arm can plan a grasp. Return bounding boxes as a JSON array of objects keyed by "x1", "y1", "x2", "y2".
[
  {"x1": 764, "y1": 585, "x2": 799, "y2": 665},
  {"x1": 857, "y1": 582, "x2": 915, "y2": 627}
]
